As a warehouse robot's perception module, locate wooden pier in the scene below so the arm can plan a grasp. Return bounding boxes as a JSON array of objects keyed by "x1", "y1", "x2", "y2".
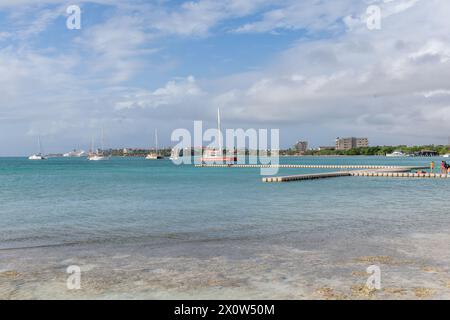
[
  {"x1": 350, "y1": 171, "x2": 449, "y2": 178},
  {"x1": 195, "y1": 164, "x2": 413, "y2": 169},
  {"x1": 262, "y1": 171, "x2": 352, "y2": 182},
  {"x1": 194, "y1": 163, "x2": 448, "y2": 182},
  {"x1": 262, "y1": 167, "x2": 447, "y2": 183}
]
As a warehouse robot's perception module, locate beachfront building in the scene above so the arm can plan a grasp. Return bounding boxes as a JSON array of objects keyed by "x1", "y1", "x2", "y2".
[{"x1": 335, "y1": 137, "x2": 369, "y2": 150}]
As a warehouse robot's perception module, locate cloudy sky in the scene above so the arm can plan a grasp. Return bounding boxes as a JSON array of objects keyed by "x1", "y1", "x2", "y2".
[{"x1": 1, "y1": 0, "x2": 450, "y2": 155}]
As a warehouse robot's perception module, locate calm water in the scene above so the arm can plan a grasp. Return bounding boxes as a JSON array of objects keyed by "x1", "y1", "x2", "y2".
[{"x1": 1, "y1": 156, "x2": 450, "y2": 299}]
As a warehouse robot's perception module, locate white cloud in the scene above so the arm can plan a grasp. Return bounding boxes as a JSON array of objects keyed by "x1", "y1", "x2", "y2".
[
  {"x1": 234, "y1": 0, "x2": 361, "y2": 34},
  {"x1": 75, "y1": 15, "x2": 155, "y2": 84},
  {"x1": 115, "y1": 76, "x2": 203, "y2": 110}
]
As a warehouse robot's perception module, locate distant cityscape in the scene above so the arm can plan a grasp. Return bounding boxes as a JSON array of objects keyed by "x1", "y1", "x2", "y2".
[
  {"x1": 291, "y1": 137, "x2": 449, "y2": 157},
  {"x1": 44, "y1": 136, "x2": 450, "y2": 158},
  {"x1": 295, "y1": 137, "x2": 369, "y2": 153}
]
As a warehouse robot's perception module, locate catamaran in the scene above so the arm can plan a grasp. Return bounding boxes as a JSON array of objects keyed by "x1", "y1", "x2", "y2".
[
  {"x1": 201, "y1": 108, "x2": 237, "y2": 163},
  {"x1": 28, "y1": 136, "x2": 47, "y2": 160},
  {"x1": 88, "y1": 130, "x2": 110, "y2": 161},
  {"x1": 146, "y1": 129, "x2": 164, "y2": 160}
]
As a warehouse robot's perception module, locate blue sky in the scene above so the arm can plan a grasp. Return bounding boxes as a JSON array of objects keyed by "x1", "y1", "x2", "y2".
[{"x1": 1, "y1": 0, "x2": 450, "y2": 155}]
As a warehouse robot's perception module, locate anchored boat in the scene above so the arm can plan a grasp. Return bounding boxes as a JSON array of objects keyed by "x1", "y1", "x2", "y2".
[
  {"x1": 88, "y1": 129, "x2": 110, "y2": 161},
  {"x1": 200, "y1": 108, "x2": 237, "y2": 163},
  {"x1": 146, "y1": 129, "x2": 164, "y2": 160},
  {"x1": 28, "y1": 136, "x2": 47, "y2": 160}
]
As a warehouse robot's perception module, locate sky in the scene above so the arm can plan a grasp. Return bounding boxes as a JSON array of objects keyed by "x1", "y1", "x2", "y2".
[{"x1": 1, "y1": 0, "x2": 450, "y2": 155}]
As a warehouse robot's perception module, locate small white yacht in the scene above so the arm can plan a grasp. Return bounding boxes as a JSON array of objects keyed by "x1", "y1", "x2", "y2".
[
  {"x1": 169, "y1": 148, "x2": 180, "y2": 161},
  {"x1": 146, "y1": 129, "x2": 164, "y2": 160},
  {"x1": 87, "y1": 130, "x2": 110, "y2": 161},
  {"x1": 63, "y1": 149, "x2": 87, "y2": 157},
  {"x1": 88, "y1": 154, "x2": 109, "y2": 161},
  {"x1": 200, "y1": 108, "x2": 237, "y2": 163},
  {"x1": 443, "y1": 154, "x2": 450, "y2": 158},
  {"x1": 28, "y1": 136, "x2": 47, "y2": 160},
  {"x1": 28, "y1": 154, "x2": 46, "y2": 160}
]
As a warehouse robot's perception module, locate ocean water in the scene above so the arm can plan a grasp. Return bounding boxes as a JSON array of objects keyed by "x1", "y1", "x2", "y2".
[{"x1": 1, "y1": 156, "x2": 450, "y2": 299}]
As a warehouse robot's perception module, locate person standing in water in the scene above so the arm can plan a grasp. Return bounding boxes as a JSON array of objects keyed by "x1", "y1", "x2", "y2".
[
  {"x1": 430, "y1": 161, "x2": 435, "y2": 173},
  {"x1": 442, "y1": 161, "x2": 448, "y2": 174}
]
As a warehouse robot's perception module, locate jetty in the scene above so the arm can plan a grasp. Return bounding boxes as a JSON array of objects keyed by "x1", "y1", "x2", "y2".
[
  {"x1": 262, "y1": 169, "x2": 447, "y2": 182},
  {"x1": 193, "y1": 163, "x2": 448, "y2": 182},
  {"x1": 262, "y1": 171, "x2": 351, "y2": 182},
  {"x1": 195, "y1": 164, "x2": 411, "y2": 170}
]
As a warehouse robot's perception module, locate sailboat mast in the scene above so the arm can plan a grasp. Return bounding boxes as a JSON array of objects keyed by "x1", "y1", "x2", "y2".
[
  {"x1": 37, "y1": 135, "x2": 42, "y2": 154},
  {"x1": 91, "y1": 136, "x2": 95, "y2": 153},
  {"x1": 101, "y1": 128, "x2": 104, "y2": 152},
  {"x1": 155, "y1": 129, "x2": 159, "y2": 155},
  {"x1": 217, "y1": 108, "x2": 222, "y2": 153}
]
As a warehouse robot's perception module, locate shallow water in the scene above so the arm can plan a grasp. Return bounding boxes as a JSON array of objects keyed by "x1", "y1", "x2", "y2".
[{"x1": 1, "y1": 156, "x2": 449, "y2": 299}]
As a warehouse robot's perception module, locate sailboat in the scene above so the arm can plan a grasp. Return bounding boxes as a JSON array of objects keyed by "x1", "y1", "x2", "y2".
[
  {"x1": 88, "y1": 130, "x2": 110, "y2": 161},
  {"x1": 28, "y1": 136, "x2": 47, "y2": 160},
  {"x1": 169, "y1": 148, "x2": 180, "y2": 161},
  {"x1": 201, "y1": 108, "x2": 237, "y2": 163},
  {"x1": 63, "y1": 149, "x2": 87, "y2": 157},
  {"x1": 146, "y1": 129, "x2": 164, "y2": 160}
]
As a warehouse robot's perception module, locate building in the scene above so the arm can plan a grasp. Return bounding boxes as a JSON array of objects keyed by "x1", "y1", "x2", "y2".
[
  {"x1": 335, "y1": 137, "x2": 369, "y2": 150},
  {"x1": 415, "y1": 150, "x2": 439, "y2": 157},
  {"x1": 294, "y1": 141, "x2": 309, "y2": 153}
]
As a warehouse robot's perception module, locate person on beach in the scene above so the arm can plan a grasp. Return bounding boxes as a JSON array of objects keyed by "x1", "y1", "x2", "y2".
[
  {"x1": 441, "y1": 161, "x2": 447, "y2": 174},
  {"x1": 430, "y1": 161, "x2": 435, "y2": 173}
]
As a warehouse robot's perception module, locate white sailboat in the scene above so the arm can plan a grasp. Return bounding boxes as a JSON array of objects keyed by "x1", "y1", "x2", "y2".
[
  {"x1": 201, "y1": 108, "x2": 237, "y2": 163},
  {"x1": 169, "y1": 148, "x2": 180, "y2": 161},
  {"x1": 63, "y1": 149, "x2": 87, "y2": 157},
  {"x1": 88, "y1": 130, "x2": 110, "y2": 161},
  {"x1": 28, "y1": 136, "x2": 47, "y2": 160},
  {"x1": 146, "y1": 129, "x2": 164, "y2": 160}
]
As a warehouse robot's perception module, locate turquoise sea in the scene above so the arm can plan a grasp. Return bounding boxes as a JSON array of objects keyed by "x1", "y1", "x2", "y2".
[{"x1": 1, "y1": 156, "x2": 450, "y2": 299}]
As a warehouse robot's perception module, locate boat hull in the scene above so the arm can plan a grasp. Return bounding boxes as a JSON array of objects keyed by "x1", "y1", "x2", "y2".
[
  {"x1": 200, "y1": 156, "x2": 237, "y2": 163},
  {"x1": 28, "y1": 154, "x2": 46, "y2": 160},
  {"x1": 146, "y1": 155, "x2": 164, "y2": 160},
  {"x1": 88, "y1": 155, "x2": 109, "y2": 161}
]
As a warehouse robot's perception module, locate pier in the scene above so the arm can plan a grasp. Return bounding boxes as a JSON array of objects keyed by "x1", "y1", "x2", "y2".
[
  {"x1": 194, "y1": 163, "x2": 449, "y2": 182},
  {"x1": 350, "y1": 171, "x2": 449, "y2": 178},
  {"x1": 260, "y1": 166, "x2": 448, "y2": 183},
  {"x1": 262, "y1": 171, "x2": 352, "y2": 182},
  {"x1": 195, "y1": 164, "x2": 413, "y2": 169}
]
